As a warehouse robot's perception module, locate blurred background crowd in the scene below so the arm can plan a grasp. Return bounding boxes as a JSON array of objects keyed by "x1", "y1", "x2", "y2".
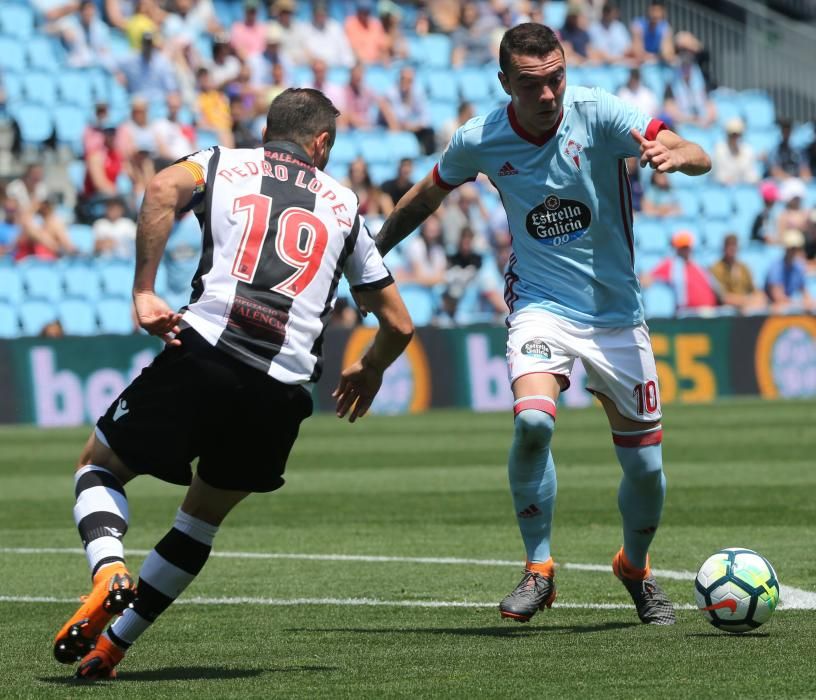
[{"x1": 1, "y1": 0, "x2": 815, "y2": 339}]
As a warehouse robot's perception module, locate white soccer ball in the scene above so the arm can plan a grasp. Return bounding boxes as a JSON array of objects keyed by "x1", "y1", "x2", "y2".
[{"x1": 694, "y1": 548, "x2": 780, "y2": 633}]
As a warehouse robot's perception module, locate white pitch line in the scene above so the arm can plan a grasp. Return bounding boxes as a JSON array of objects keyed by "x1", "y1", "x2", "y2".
[
  {"x1": 0, "y1": 594, "x2": 697, "y2": 611},
  {"x1": 1, "y1": 547, "x2": 813, "y2": 610}
]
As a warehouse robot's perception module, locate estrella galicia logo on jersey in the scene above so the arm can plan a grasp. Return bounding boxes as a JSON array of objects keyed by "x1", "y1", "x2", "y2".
[
  {"x1": 521, "y1": 338, "x2": 551, "y2": 359},
  {"x1": 525, "y1": 195, "x2": 592, "y2": 246},
  {"x1": 564, "y1": 139, "x2": 584, "y2": 169}
]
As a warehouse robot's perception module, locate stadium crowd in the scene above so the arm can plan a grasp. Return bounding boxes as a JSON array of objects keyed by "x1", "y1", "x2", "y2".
[{"x1": 1, "y1": 0, "x2": 815, "y2": 338}]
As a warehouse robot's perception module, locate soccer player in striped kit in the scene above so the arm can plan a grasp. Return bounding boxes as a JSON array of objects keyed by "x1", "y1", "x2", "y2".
[
  {"x1": 54, "y1": 89, "x2": 414, "y2": 679},
  {"x1": 375, "y1": 24, "x2": 711, "y2": 624}
]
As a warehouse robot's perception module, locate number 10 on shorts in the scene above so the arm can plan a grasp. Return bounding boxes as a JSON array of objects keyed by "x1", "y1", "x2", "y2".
[{"x1": 633, "y1": 380, "x2": 659, "y2": 415}]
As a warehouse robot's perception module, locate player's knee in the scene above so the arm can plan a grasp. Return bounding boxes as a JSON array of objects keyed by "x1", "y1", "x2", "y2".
[
  {"x1": 615, "y1": 443, "x2": 664, "y2": 486},
  {"x1": 515, "y1": 409, "x2": 555, "y2": 452}
]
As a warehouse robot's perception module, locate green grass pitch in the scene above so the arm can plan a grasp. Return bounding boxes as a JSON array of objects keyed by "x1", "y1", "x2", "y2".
[{"x1": 1, "y1": 399, "x2": 815, "y2": 699}]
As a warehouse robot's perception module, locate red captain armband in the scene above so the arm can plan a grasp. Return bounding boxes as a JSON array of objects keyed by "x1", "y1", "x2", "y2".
[
  {"x1": 432, "y1": 164, "x2": 476, "y2": 191},
  {"x1": 644, "y1": 119, "x2": 668, "y2": 141}
]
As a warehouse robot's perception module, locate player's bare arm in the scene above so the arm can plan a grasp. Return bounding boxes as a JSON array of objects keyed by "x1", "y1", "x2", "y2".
[
  {"x1": 132, "y1": 163, "x2": 198, "y2": 346},
  {"x1": 333, "y1": 284, "x2": 414, "y2": 423},
  {"x1": 375, "y1": 171, "x2": 450, "y2": 255},
  {"x1": 631, "y1": 128, "x2": 711, "y2": 175}
]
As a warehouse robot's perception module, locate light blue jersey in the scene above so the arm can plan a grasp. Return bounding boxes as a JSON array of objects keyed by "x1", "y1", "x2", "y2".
[{"x1": 435, "y1": 86, "x2": 666, "y2": 327}]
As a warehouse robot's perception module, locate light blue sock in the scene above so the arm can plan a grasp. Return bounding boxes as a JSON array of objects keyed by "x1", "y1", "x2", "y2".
[
  {"x1": 615, "y1": 435, "x2": 666, "y2": 569},
  {"x1": 508, "y1": 408, "x2": 557, "y2": 563}
]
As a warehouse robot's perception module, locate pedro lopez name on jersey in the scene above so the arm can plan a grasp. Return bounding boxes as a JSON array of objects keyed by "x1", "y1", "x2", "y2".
[{"x1": 435, "y1": 86, "x2": 666, "y2": 328}]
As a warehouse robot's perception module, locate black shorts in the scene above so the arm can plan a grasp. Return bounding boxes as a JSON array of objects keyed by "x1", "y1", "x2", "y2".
[{"x1": 97, "y1": 328, "x2": 313, "y2": 492}]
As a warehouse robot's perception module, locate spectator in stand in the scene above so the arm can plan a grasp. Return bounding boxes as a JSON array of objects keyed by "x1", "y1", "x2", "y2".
[
  {"x1": 0, "y1": 191, "x2": 21, "y2": 258},
  {"x1": 230, "y1": 96, "x2": 259, "y2": 149},
  {"x1": 630, "y1": 1, "x2": 674, "y2": 64},
  {"x1": 225, "y1": 63, "x2": 261, "y2": 115},
  {"x1": 588, "y1": 3, "x2": 634, "y2": 64},
  {"x1": 440, "y1": 182, "x2": 490, "y2": 251},
  {"x1": 617, "y1": 68, "x2": 659, "y2": 118},
  {"x1": 103, "y1": 0, "x2": 163, "y2": 34},
  {"x1": 559, "y1": 7, "x2": 601, "y2": 65},
  {"x1": 438, "y1": 101, "x2": 475, "y2": 152},
  {"x1": 117, "y1": 32, "x2": 179, "y2": 104},
  {"x1": 401, "y1": 213, "x2": 447, "y2": 288},
  {"x1": 640, "y1": 170, "x2": 682, "y2": 218},
  {"x1": 258, "y1": 61, "x2": 289, "y2": 106},
  {"x1": 641, "y1": 230, "x2": 719, "y2": 313},
  {"x1": 444, "y1": 226, "x2": 482, "y2": 305},
  {"x1": 93, "y1": 197, "x2": 136, "y2": 258},
  {"x1": 709, "y1": 234, "x2": 766, "y2": 313},
  {"x1": 451, "y1": 3, "x2": 495, "y2": 67},
  {"x1": 381, "y1": 158, "x2": 415, "y2": 208},
  {"x1": 209, "y1": 35, "x2": 242, "y2": 90},
  {"x1": 268, "y1": 0, "x2": 307, "y2": 66},
  {"x1": 14, "y1": 195, "x2": 77, "y2": 260},
  {"x1": 305, "y1": 59, "x2": 345, "y2": 111},
  {"x1": 162, "y1": 0, "x2": 222, "y2": 49},
  {"x1": 336, "y1": 64, "x2": 380, "y2": 131},
  {"x1": 345, "y1": 0, "x2": 390, "y2": 65},
  {"x1": 230, "y1": 0, "x2": 268, "y2": 61},
  {"x1": 55, "y1": 0, "x2": 115, "y2": 71},
  {"x1": 152, "y1": 92, "x2": 196, "y2": 166},
  {"x1": 765, "y1": 229, "x2": 813, "y2": 312},
  {"x1": 195, "y1": 67, "x2": 234, "y2": 147},
  {"x1": 751, "y1": 181, "x2": 780, "y2": 244},
  {"x1": 768, "y1": 119, "x2": 812, "y2": 181},
  {"x1": 344, "y1": 158, "x2": 393, "y2": 220},
  {"x1": 82, "y1": 102, "x2": 112, "y2": 158},
  {"x1": 712, "y1": 118, "x2": 760, "y2": 186},
  {"x1": 775, "y1": 178, "x2": 811, "y2": 243},
  {"x1": 663, "y1": 33, "x2": 717, "y2": 128},
  {"x1": 248, "y1": 24, "x2": 293, "y2": 91},
  {"x1": 804, "y1": 210, "x2": 816, "y2": 269},
  {"x1": 40, "y1": 319, "x2": 66, "y2": 338},
  {"x1": 379, "y1": 4, "x2": 409, "y2": 64},
  {"x1": 298, "y1": 1, "x2": 354, "y2": 68},
  {"x1": 77, "y1": 126, "x2": 125, "y2": 223},
  {"x1": 807, "y1": 129, "x2": 816, "y2": 176},
  {"x1": 379, "y1": 66, "x2": 435, "y2": 156},
  {"x1": 117, "y1": 96, "x2": 159, "y2": 161},
  {"x1": 125, "y1": 0, "x2": 160, "y2": 48}
]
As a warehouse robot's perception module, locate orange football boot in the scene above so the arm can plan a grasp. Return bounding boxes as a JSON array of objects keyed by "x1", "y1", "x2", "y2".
[
  {"x1": 75, "y1": 634, "x2": 125, "y2": 680},
  {"x1": 53, "y1": 563, "x2": 135, "y2": 663}
]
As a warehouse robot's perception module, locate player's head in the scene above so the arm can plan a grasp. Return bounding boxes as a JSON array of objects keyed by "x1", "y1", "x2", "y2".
[
  {"x1": 263, "y1": 88, "x2": 340, "y2": 170},
  {"x1": 498, "y1": 23, "x2": 566, "y2": 135}
]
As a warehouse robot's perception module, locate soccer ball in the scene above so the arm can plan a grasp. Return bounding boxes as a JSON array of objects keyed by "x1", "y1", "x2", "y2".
[{"x1": 694, "y1": 548, "x2": 780, "y2": 633}]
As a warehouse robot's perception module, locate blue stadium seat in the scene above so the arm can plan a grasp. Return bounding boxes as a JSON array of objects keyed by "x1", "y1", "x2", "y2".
[
  {"x1": 741, "y1": 248, "x2": 775, "y2": 286},
  {"x1": 357, "y1": 130, "x2": 390, "y2": 164},
  {"x1": 643, "y1": 284, "x2": 676, "y2": 319},
  {"x1": 423, "y1": 69, "x2": 457, "y2": 103},
  {"x1": 97, "y1": 298, "x2": 135, "y2": 335},
  {"x1": 68, "y1": 161, "x2": 86, "y2": 193},
  {"x1": 790, "y1": 122, "x2": 814, "y2": 150},
  {"x1": 428, "y1": 100, "x2": 457, "y2": 129},
  {"x1": 732, "y1": 185, "x2": 763, "y2": 219},
  {"x1": 107, "y1": 29, "x2": 132, "y2": 59},
  {"x1": 196, "y1": 129, "x2": 220, "y2": 150},
  {"x1": 458, "y1": 67, "x2": 491, "y2": 102},
  {"x1": 399, "y1": 285, "x2": 436, "y2": 327},
  {"x1": 2, "y1": 72, "x2": 23, "y2": 103},
  {"x1": 635, "y1": 252, "x2": 663, "y2": 276},
  {"x1": 56, "y1": 70, "x2": 94, "y2": 109},
  {"x1": 22, "y1": 72, "x2": 58, "y2": 108},
  {"x1": 634, "y1": 218, "x2": 670, "y2": 253},
  {"x1": 18, "y1": 299, "x2": 57, "y2": 336},
  {"x1": 68, "y1": 225, "x2": 95, "y2": 256},
  {"x1": 54, "y1": 104, "x2": 88, "y2": 153},
  {"x1": 0, "y1": 302, "x2": 19, "y2": 338},
  {"x1": 742, "y1": 127, "x2": 780, "y2": 157},
  {"x1": 543, "y1": 0, "x2": 568, "y2": 29},
  {"x1": 807, "y1": 275, "x2": 816, "y2": 300},
  {"x1": 21, "y1": 264, "x2": 62, "y2": 302},
  {"x1": 0, "y1": 37, "x2": 26, "y2": 72},
  {"x1": 639, "y1": 64, "x2": 670, "y2": 100},
  {"x1": 408, "y1": 34, "x2": 452, "y2": 69},
  {"x1": 99, "y1": 261, "x2": 135, "y2": 299},
  {"x1": 329, "y1": 132, "x2": 359, "y2": 166},
  {"x1": 0, "y1": 4, "x2": 34, "y2": 40},
  {"x1": 364, "y1": 65, "x2": 397, "y2": 96},
  {"x1": 368, "y1": 162, "x2": 393, "y2": 186},
  {"x1": 711, "y1": 88, "x2": 743, "y2": 125},
  {"x1": 0, "y1": 266, "x2": 24, "y2": 304},
  {"x1": 328, "y1": 66, "x2": 350, "y2": 86},
  {"x1": 26, "y1": 36, "x2": 62, "y2": 71},
  {"x1": 10, "y1": 103, "x2": 53, "y2": 145},
  {"x1": 674, "y1": 189, "x2": 700, "y2": 217},
  {"x1": 581, "y1": 66, "x2": 617, "y2": 94},
  {"x1": 703, "y1": 221, "x2": 734, "y2": 251},
  {"x1": 386, "y1": 131, "x2": 421, "y2": 161},
  {"x1": 63, "y1": 263, "x2": 101, "y2": 300},
  {"x1": 739, "y1": 91, "x2": 776, "y2": 130},
  {"x1": 700, "y1": 187, "x2": 733, "y2": 219},
  {"x1": 58, "y1": 299, "x2": 97, "y2": 336}
]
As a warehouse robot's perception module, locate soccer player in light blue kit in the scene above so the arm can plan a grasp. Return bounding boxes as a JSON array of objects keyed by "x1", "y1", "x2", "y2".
[{"x1": 375, "y1": 24, "x2": 711, "y2": 624}]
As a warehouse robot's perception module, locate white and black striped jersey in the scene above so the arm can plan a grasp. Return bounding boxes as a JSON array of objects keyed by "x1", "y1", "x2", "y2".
[{"x1": 173, "y1": 141, "x2": 392, "y2": 385}]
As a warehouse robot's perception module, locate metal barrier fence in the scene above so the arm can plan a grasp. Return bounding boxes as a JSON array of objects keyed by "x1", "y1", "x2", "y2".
[{"x1": 619, "y1": 0, "x2": 816, "y2": 122}]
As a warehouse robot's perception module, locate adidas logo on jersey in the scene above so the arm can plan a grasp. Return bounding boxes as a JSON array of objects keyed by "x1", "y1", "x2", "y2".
[
  {"x1": 517, "y1": 504, "x2": 542, "y2": 518},
  {"x1": 498, "y1": 161, "x2": 519, "y2": 176}
]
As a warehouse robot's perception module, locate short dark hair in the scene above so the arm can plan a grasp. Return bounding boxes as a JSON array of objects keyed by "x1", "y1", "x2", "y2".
[
  {"x1": 264, "y1": 88, "x2": 340, "y2": 149},
  {"x1": 499, "y1": 23, "x2": 563, "y2": 76}
]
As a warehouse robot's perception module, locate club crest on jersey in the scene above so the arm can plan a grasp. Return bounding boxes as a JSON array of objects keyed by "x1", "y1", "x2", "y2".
[
  {"x1": 564, "y1": 139, "x2": 583, "y2": 169},
  {"x1": 525, "y1": 194, "x2": 592, "y2": 246},
  {"x1": 521, "y1": 339, "x2": 551, "y2": 359}
]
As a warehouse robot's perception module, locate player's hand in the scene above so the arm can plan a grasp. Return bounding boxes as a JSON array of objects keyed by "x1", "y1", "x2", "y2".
[
  {"x1": 332, "y1": 360, "x2": 383, "y2": 423},
  {"x1": 630, "y1": 128, "x2": 684, "y2": 173},
  {"x1": 133, "y1": 291, "x2": 182, "y2": 347}
]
